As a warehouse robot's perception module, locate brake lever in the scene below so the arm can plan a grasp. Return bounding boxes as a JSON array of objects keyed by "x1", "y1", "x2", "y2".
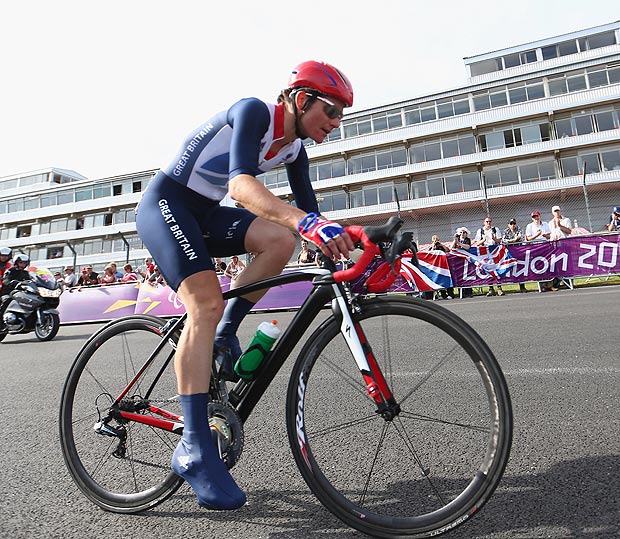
[{"x1": 382, "y1": 231, "x2": 417, "y2": 274}]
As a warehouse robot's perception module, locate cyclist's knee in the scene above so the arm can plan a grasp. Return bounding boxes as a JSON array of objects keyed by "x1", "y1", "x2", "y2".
[{"x1": 247, "y1": 220, "x2": 295, "y2": 261}]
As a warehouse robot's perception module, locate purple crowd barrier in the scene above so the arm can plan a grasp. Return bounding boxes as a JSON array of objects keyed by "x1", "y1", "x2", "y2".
[
  {"x1": 448, "y1": 233, "x2": 620, "y2": 287},
  {"x1": 58, "y1": 270, "x2": 314, "y2": 324},
  {"x1": 58, "y1": 233, "x2": 619, "y2": 324}
]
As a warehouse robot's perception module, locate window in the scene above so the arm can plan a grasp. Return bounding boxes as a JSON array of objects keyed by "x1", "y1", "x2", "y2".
[
  {"x1": 317, "y1": 190, "x2": 346, "y2": 212},
  {"x1": 75, "y1": 187, "x2": 93, "y2": 201},
  {"x1": 601, "y1": 148, "x2": 620, "y2": 171},
  {"x1": 580, "y1": 31, "x2": 616, "y2": 51},
  {"x1": 261, "y1": 167, "x2": 289, "y2": 188},
  {"x1": 17, "y1": 225, "x2": 32, "y2": 238},
  {"x1": 542, "y1": 39, "x2": 579, "y2": 60},
  {"x1": 371, "y1": 109, "x2": 403, "y2": 131},
  {"x1": 47, "y1": 246, "x2": 65, "y2": 259},
  {"x1": 595, "y1": 110, "x2": 620, "y2": 131}
]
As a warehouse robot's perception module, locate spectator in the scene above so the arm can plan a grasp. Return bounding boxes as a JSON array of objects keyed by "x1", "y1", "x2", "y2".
[
  {"x1": 136, "y1": 257, "x2": 155, "y2": 281},
  {"x1": 526, "y1": 211, "x2": 555, "y2": 291},
  {"x1": 607, "y1": 206, "x2": 620, "y2": 232},
  {"x1": 548, "y1": 205, "x2": 572, "y2": 240},
  {"x1": 424, "y1": 235, "x2": 454, "y2": 300},
  {"x1": 54, "y1": 271, "x2": 65, "y2": 286},
  {"x1": 63, "y1": 266, "x2": 78, "y2": 288},
  {"x1": 120, "y1": 263, "x2": 139, "y2": 283},
  {"x1": 108, "y1": 262, "x2": 124, "y2": 280},
  {"x1": 473, "y1": 217, "x2": 504, "y2": 297},
  {"x1": 297, "y1": 239, "x2": 317, "y2": 264},
  {"x1": 100, "y1": 265, "x2": 117, "y2": 285},
  {"x1": 148, "y1": 265, "x2": 166, "y2": 286},
  {"x1": 502, "y1": 218, "x2": 527, "y2": 293},
  {"x1": 548, "y1": 205, "x2": 572, "y2": 289},
  {"x1": 224, "y1": 255, "x2": 246, "y2": 282},
  {"x1": 77, "y1": 265, "x2": 99, "y2": 286},
  {"x1": 214, "y1": 258, "x2": 227, "y2": 274},
  {"x1": 451, "y1": 227, "x2": 473, "y2": 298},
  {"x1": 525, "y1": 210, "x2": 551, "y2": 242}
]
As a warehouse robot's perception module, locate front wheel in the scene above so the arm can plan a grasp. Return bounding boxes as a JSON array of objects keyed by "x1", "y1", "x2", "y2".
[
  {"x1": 286, "y1": 296, "x2": 512, "y2": 538},
  {"x1": 35, "y1": 312, "x2": 60, "y2": 341}
]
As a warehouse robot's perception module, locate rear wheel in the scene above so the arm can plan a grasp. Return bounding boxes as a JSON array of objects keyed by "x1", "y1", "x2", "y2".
[
  {"x1": 59, "y1": 315, "x2": 184, "y2": 513},
  {"x1": 286, "y1": 296, "x2": 512, "y2": 538}
]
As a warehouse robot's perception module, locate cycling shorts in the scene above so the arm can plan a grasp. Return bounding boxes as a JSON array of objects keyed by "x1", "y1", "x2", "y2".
[{"x1": 135, "y1": 172, "x2": 256, "y2": 291}]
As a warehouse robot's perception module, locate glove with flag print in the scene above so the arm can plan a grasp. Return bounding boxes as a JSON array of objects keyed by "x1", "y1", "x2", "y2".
[{"x1": 298, "y1": 212, "x2": 346, "y2": 247}]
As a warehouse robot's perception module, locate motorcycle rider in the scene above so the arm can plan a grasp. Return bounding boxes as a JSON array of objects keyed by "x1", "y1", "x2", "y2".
[
  {"x1": 2, "y1": 254, "x2": 31, "y2": 295},
  {"x1": 0, "y1": 247, "x2": 12, "y2": 295}
]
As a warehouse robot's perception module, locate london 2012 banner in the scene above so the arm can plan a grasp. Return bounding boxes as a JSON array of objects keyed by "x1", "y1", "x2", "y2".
[{"x1": 447, "y1": 234, "x2": 620, "y2": 287}]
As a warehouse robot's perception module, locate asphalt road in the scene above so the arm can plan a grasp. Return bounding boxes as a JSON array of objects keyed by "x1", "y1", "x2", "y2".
[{"x1": 1, "y1": 284, "x2": 619, "y2": 539}]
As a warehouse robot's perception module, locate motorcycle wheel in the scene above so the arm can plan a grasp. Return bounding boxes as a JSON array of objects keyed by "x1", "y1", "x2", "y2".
[
  {"x1": 35, "y1": 313, "x2": 60, "y2": 341},
  {"x1": 0, "y1": 328, "x2": 7, "y2": 343}
]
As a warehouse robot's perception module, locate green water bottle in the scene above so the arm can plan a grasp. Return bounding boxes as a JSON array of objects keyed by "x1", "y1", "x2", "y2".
[{"x1": 234, "y1": 320, "x2": 281, "y2": 379}]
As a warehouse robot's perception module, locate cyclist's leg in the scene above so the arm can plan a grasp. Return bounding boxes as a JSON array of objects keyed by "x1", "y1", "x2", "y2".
[
  {"x1": 136, "y1": 175, "x2": 245, "y2": 510},
  {"x1": 207, "y1": 208, "x2": 295, "y2": 367}
]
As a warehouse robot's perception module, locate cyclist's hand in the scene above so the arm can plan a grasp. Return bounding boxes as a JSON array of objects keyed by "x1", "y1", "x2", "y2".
[{"x1": 298, "y1": 213, "x2": 354, "y2": 259}]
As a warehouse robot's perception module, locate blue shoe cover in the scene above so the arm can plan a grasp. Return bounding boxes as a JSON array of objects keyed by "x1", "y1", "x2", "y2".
[
  {"x1": 172, "y1": 437, "x2": 246, "y2": 510},
  {"x1": 173, "y1": 394, "x2": 246, "y2": 510}
]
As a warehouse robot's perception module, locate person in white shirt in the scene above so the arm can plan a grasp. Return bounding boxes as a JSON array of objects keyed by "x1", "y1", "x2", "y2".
[
  {"x1": 548, "y1": 205, "x2": 572, "y2": 240},
  {"x1": 473, "y1": 217, "x2": 504, "y2": 297},
  {"x1": 525, "y1": 211, "x2": 551, "y2": 242}
]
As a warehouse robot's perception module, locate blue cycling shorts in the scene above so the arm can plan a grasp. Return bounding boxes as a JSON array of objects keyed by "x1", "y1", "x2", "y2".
[{"x1": 136, "y1": 172, "x2": 256, "y2": 291}]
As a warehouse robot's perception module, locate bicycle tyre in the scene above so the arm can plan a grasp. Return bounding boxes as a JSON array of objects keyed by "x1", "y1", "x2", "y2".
[
  {"x1": 285, "y1": 296, "x2": 512, "y2": 538},
  {"x1": 59, "y1": 315, "x2": 184, "y2": 513}
]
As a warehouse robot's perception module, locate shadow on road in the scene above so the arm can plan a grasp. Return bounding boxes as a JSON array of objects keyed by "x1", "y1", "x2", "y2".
[{"x1": 142, "y1": 454, "x2": 620, "y2": 538}]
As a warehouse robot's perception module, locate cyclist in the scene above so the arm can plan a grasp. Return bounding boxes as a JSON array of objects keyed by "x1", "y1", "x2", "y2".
[
  {"x1": 0, "y1": 247, "x2": 12, "y2": 294},
  {"x1": 135, "y1": 60, "x2": 355, "y2": 511}
]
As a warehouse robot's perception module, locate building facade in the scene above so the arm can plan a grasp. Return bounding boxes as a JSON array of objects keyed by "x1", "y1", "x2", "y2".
[{"x1": 1, "y1": 21, "x2": 619, "y2": 272}]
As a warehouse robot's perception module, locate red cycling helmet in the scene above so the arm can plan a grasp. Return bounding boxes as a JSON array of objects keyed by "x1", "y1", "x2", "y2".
[{"x1": 288, "y1": 61, "x2": 354, "y2": 108}]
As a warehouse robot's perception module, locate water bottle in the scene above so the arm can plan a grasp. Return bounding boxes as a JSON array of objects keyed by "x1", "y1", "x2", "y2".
[{"x1": 234, "y1": 320, "x2": 281, "y2": 379}]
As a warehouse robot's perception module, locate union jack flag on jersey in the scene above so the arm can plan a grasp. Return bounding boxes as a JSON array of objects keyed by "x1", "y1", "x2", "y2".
[{"x1": 450, "y1": 245, "x2": 517, "y2": 280}]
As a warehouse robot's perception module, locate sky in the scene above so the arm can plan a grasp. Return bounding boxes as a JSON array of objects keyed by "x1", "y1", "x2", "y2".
[{"x1": 0, "y1": 0, "x2": 618, "y2": 181}]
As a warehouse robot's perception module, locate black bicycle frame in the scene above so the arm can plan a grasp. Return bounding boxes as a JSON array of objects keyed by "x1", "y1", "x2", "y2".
[{"x1": 115, "y1": 268, "x2": 341, "y2": 426}]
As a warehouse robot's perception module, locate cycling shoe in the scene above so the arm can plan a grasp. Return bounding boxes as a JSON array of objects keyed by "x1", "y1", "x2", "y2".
[{"x1": 172, "y1": 437, "x2": 246, "y2": 510}]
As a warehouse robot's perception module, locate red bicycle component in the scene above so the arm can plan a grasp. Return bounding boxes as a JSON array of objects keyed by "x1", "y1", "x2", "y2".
[
  {"x1": 332, "y1": 226, "x2": 379, "y2": 283},
  {"x1": 332, "y1": 224, "x2": 402, "y2": 292}
]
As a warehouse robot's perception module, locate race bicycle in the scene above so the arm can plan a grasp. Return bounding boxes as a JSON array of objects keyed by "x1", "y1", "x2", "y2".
[{"x1": 59, "y1": 217, "x2": 513, "y2": 538}]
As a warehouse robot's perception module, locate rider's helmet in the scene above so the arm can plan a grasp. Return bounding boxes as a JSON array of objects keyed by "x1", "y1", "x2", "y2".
[
  {"x1": 288, "y1": 60, "x2": 354, "y2": 107},
  {"x1": 612, "y1": 206, "x2": 620, "y2": 214},
  {"x1": 13, "y1": 254, "x2": 30, "y2": 266},
  {"x1": 0, "y1": 246, "x2": 12, "y2": 257}
]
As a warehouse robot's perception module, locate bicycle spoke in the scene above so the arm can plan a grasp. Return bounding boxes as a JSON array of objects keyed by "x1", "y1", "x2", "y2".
[
  {"x1": 392, "y1": 416, "x2": 448, "y2": 507},
  {"x1": 398, "y1": 343, "x2": 459, "y2": 406},
  {"x1": 306, "y1": 414, "x2": 378, "y2": 438},
  {"x1": 358, "y1": 421, "x2": 390, "y2": 507},
  {"x1": 399, "y1": 410, "x2": 490, "y2": 434}
]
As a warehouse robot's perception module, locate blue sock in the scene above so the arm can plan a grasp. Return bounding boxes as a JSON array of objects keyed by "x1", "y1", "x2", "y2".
[
  {"x1": 214, "y1": 297, "x2": 255, "y2": 360},
  {"x1": 172, "y1": 393, "x2": 246, "y2": 510}
]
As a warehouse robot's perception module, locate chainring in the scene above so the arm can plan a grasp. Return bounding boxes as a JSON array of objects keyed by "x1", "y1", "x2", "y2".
[{"x1": 208, "y1": 400, "x2": 244, "y2": 469}]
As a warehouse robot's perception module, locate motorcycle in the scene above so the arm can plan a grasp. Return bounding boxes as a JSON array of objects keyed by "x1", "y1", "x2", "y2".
[{"x1": 0, "y1": 268, "x2": 63, "y2": 342}]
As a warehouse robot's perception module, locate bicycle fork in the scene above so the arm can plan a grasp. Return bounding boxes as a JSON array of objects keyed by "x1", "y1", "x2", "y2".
[{"x1": 332, "y1": 287, "x2": 401, "y2": 421}]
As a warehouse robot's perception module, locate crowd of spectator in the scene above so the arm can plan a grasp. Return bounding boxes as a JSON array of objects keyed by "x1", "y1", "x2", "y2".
[{"x1": 423, "y1": 203, "x2": 620, "y2": 300}]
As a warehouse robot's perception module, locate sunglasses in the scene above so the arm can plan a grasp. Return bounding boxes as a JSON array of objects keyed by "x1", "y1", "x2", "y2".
[{"x1": 314, "y1": 95, "x2": 344, "y2": 120}]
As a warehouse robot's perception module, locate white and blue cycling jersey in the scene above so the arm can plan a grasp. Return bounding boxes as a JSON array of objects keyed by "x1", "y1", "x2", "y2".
[
  {"x1": 136, "y1": 97, "x2": 319, "y2": 290},
  {"x1": 160, "y1": 97, "x2": 318, "y2": 212}
]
